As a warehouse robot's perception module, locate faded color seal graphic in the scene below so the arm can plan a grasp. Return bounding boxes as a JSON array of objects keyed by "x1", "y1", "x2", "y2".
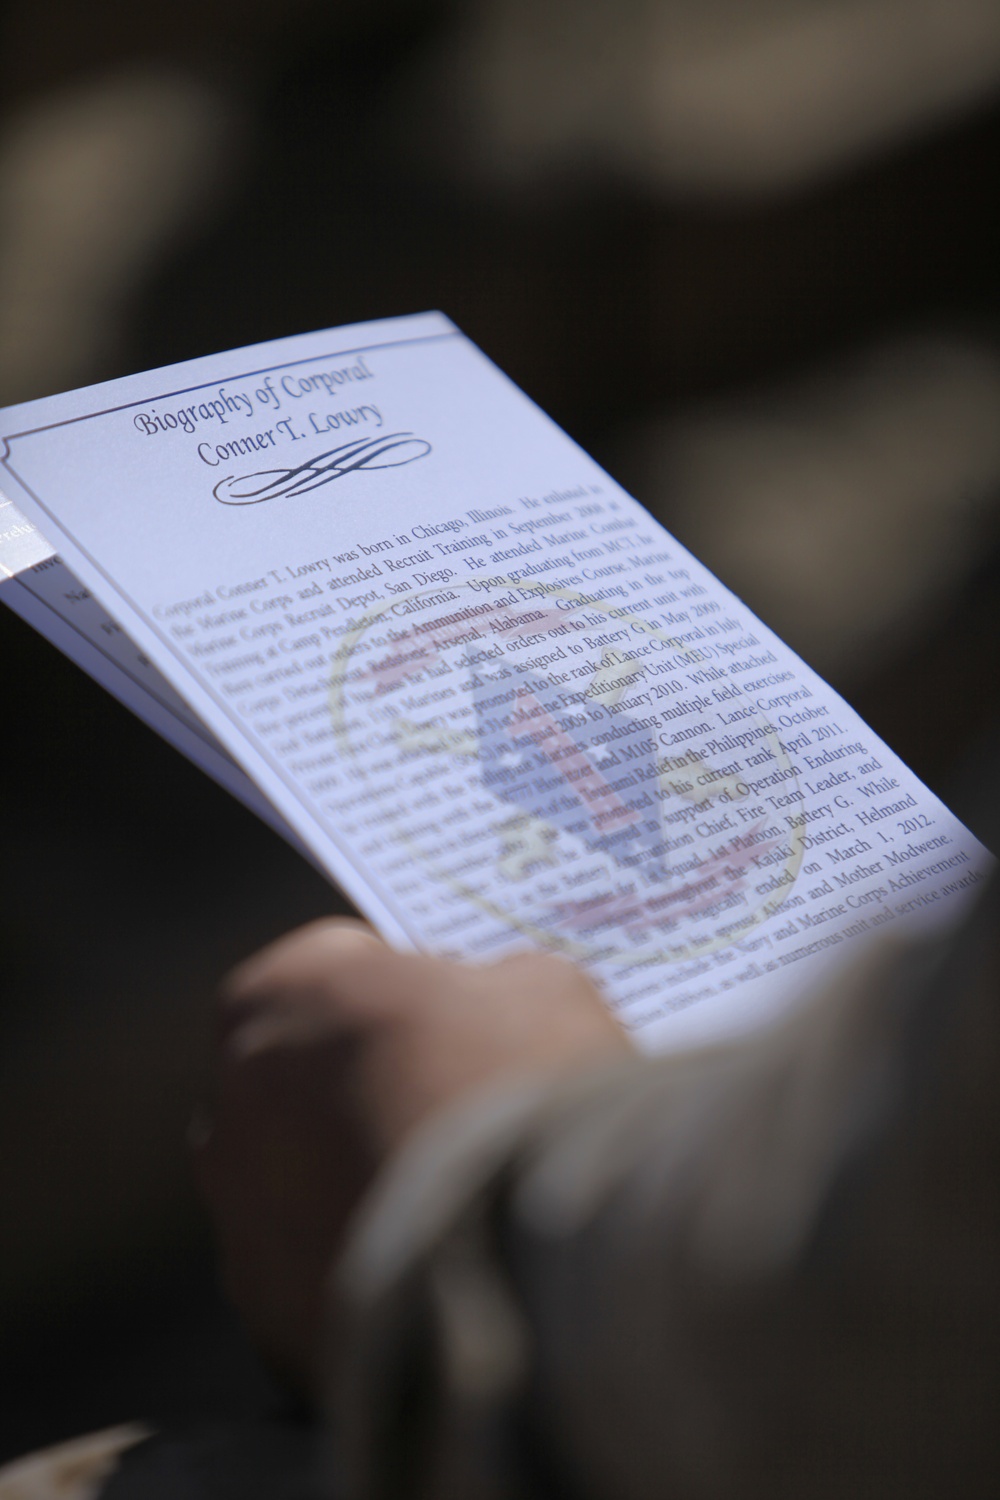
[{"x1": 326, "y1": 572, "x2": 806, "y2": 968}]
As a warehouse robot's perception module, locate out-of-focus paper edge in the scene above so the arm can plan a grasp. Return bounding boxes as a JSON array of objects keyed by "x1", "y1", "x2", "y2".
[{"x1": 1, "y1": 490, "x2": 317, "y2": 865}]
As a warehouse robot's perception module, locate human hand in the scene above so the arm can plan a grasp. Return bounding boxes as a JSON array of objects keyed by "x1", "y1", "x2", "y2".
[{"x1": 193, "y1": 919, "x2": 631, "y2": 1398}]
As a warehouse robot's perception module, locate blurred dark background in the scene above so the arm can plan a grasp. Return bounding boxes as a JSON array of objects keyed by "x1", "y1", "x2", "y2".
[{"x1": 2, "y1": 0, "x2": 999, "y2": 1465}]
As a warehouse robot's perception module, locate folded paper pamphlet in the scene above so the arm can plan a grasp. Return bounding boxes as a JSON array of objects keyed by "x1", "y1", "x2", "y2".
[{"x1": 1, "y1": 313, "x2": 991, "y2": 1050}]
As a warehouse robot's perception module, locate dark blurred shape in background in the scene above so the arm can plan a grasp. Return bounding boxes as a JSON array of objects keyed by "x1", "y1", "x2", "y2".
[{"x1": 2, "y1": 0, "x2": 998, "y2": 1462}]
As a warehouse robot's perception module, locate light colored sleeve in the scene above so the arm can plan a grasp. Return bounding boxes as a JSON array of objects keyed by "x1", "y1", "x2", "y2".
[{"x1": 324, "y1": 880, "x2": 999, "y2": 1500}]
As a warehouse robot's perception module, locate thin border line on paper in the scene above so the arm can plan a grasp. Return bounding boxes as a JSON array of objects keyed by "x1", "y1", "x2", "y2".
[{"x1": 0, "y1": 328, "x2": 459, "y2": 443}]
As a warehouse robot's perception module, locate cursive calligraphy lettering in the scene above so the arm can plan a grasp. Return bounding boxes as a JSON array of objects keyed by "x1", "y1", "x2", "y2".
[{"x1": 213, "y1": 434, "x2": 432, "y2": 506}]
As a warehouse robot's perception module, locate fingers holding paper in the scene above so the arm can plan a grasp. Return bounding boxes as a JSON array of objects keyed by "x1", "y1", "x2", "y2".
[{"x1": 194, "y1": 918, "x2": 630, "y2": 1396}]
